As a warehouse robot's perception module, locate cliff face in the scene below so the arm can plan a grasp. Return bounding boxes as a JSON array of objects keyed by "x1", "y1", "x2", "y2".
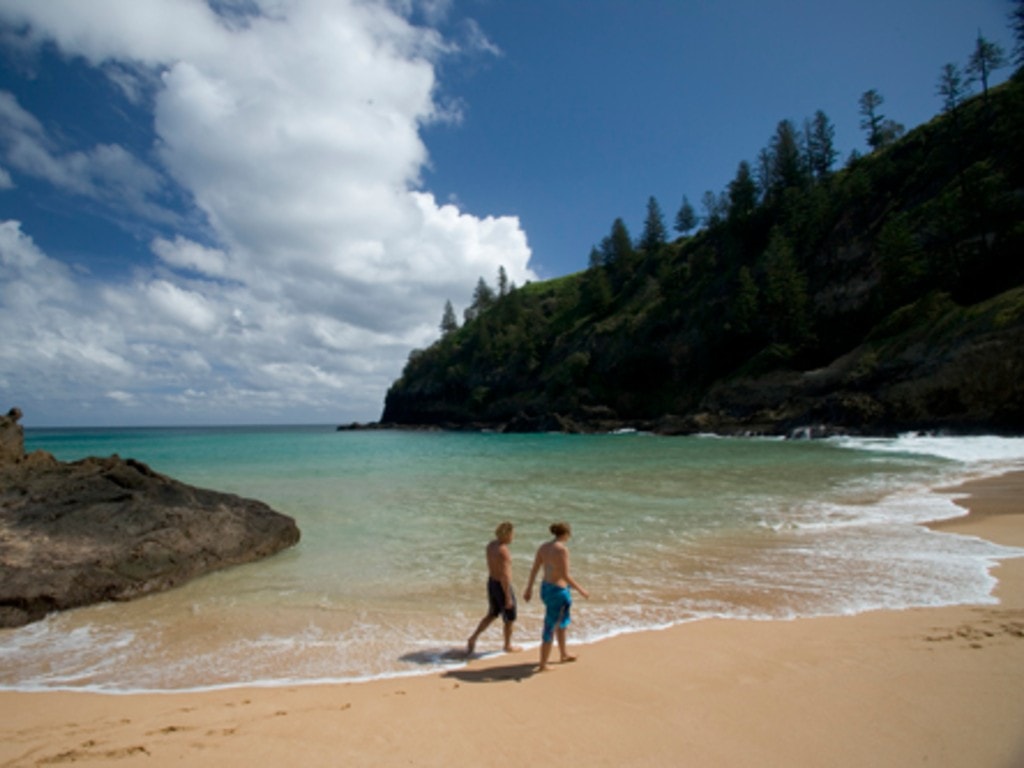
[
  {"x1": 380, "y1": 78, "x2": 1024, "y2": 436},
  {"x1": 689, "y1": 290, "x2": 1024, "y2": 436},
  {"x1": 0, "y1": 409, "x2": 301, "y2": 628}
]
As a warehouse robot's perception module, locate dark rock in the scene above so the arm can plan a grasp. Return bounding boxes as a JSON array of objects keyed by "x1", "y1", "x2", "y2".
[
  {"x1": 0, "y1": 407, "x2": 25, "y2": 464},
  {"x1": 0, "y1": 409, "x2": 301, "y2": 628}
]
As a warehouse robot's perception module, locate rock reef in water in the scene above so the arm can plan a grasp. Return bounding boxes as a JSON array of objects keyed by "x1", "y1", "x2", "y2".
[{"x1": 0, "y1": 408, "x2": 301, "y2": 628}]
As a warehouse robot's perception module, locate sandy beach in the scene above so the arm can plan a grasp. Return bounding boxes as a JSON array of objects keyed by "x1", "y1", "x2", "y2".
[{"x1": 1, "y1": 472, "x2": 1022, "y2": 768}]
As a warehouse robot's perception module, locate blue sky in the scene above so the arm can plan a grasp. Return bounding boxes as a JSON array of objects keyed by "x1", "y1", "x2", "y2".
[{"x1": 0, "y1": 0, "x2": 1016, "y2": 427}]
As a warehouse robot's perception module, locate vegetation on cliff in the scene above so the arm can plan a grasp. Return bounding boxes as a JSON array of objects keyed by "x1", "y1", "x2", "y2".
[{"x1": 382, "y1": 60, "x2": 1024, "y2": 435}]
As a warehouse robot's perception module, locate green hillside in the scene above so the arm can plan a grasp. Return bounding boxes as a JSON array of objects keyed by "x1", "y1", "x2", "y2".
[{"x1": 379, "y1": 74, "x2": 1024, "y2": 436}]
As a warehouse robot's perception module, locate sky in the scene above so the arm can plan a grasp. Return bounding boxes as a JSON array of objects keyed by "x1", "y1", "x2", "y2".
[{"x1": 0, "y1": 0, "x2": 1017, "y2": 427}]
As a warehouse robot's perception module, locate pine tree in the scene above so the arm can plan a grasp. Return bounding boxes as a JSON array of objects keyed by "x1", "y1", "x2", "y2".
[
  {"x1": 766, "y1": 119, "x2": 806, "y2": 199},
  {"x1": 967, "y1": 32, "x2": 1007, "y2": 103},
  {"x1": 639, "y1": 196, "x2": 668, "y2": 253},
  {"x1": 937, "y1": 62, "x2": 970, "y2": 115},
  {"x1": 804, "y1": 110, "x2": 837, "y2": 181},
  {"x1": 464, "y1": 277, "x2": 496, "y2": 322},
  {"x1": 859, "y1": 89, "x2": 885, "y2": 150},
  {"x1": 1013, "y1": 0, "x2": 1024, "y2": 69},
  {"x1": 701, "y1": 190, "x2": 726, "y2": 227},
  {"x1": 732, "y1": 266, "x2": 760, "y2": 336},
  {"x1": 760, "y1": 230, "x2": 810, "y2": 344},
  {"x1": 674, "y1": 195, "x2": 697, "y2": 234},
  {"x1": 727, "y1": 160, "x2": 758, "y2": 221},
  {"x1": 440, "y1": 300, "x2": 459, "y2": 335},
  {"x1": 600, "y1": 218, "x2": 634, "y2": 267}
]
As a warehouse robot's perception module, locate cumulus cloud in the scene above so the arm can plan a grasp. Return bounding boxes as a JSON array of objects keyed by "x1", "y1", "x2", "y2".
[{"x1": 0, "y1": 0, "x2": 533, "y2": 425}]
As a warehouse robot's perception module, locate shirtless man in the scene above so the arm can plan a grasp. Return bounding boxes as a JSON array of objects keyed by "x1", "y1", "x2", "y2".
[
  {"x1": 467, "y1": 521, "x2": 521, "y2": 655},
  {"x1": 523, "y1": 522, "x2": 590, "y2": 671}
]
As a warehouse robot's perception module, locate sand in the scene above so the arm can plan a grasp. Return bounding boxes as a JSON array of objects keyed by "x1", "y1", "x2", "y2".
[{"x1": 1, "y1": 472, "x2": 1022, "y2": 767}]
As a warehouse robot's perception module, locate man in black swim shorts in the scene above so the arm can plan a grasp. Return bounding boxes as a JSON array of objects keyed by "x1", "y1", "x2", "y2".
[{"x1": 467, "y1": 521, "x2": 522, "y2": 655}]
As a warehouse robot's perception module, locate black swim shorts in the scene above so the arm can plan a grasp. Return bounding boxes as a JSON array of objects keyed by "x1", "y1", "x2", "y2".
[{"x1": 487, "y1": 577, "x2": 517, "y2": 622}]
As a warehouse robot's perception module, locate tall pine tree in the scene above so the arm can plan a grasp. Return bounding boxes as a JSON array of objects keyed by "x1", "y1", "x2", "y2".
[
  {"x1": 804, "y1": 110, "x2": 837, "y2": 181},
  {"x1": 639, "y1": 196, "x2": 668, "y2": 253},
  {"x1": 674, "y1": 195, "x2": 697, "y2": 234},
  {"x1": 967, "y1": 32, "x2": 1007, "y2": 103}
]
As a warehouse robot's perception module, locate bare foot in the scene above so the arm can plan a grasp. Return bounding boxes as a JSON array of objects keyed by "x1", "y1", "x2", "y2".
[
  {"x1": 560, "y1": 654, "x2": 577, "y2": 663},
  {"x1": 537, "y1": 664, "x2": 553, "y2": 672},
  {"x1": 466, "y1": 637, "x2": 476, "y2": 656},
  {"x1": 504, "y1": 645, "x2": 523, "y2": 653}
]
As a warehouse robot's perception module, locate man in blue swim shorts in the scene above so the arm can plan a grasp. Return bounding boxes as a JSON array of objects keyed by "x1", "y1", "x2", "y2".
[
  {"x1": 524, "y1": 522, "x2": 590, "y2": 671},
  {"x1": 467, "y1": 521, "x2": 522, "y2": 655}
]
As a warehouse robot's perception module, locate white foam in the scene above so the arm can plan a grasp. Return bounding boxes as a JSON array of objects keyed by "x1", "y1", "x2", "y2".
[{"x1": 834, "y1": 434, "x2": 1024, "y2": 466}]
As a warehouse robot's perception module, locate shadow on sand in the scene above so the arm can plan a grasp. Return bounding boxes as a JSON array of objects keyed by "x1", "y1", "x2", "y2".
[
  {"x1": 442, "y1": 662, "x2": 538, "y2": 684},
  {"x1": 398, "y1": 648, "x2": 474, "y2": 666},
  {"x1": 396, "y1": 648, "x2": 537, "y2": 683}
]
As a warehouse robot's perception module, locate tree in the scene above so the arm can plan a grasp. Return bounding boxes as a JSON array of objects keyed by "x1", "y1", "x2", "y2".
[
  {"x1": 599, "y1": 217, "x2": 638, "y2": 290},
  {"x1": 804, "y1": 110, "x2": 837, "y2": 181},
  {"x1": 582, "y1": 261, "x2": 613, "y2": 313},
  {"x1": 440, "y1": 300, "x2": 459, "y2": 335},
  {"x1": 877, "y1": 214, "x2": 926, "y2": 308},
  {"x1": 859, "y1": 89, "x2": 886, "y2": 150},
  {"x1": 1013, "y1": 0, "x2": 1024, "y2": 69},
  {"x1": 464, "y1": 276, "x2": 496, "y2": 322},
  {"x1": 599, "y1": 218, "x2": 634, "y2": 267},
  {"x1": 765, "y1": 119, "x2": 806, "y2": 200},
  {"x1": 497, "y1": 265, "x2": 509, "y2": 297},
  {"x1": 937, "y1": 62, "x2": 970, "y2": 116},
  {"x1": 474, "y1": 276, "x2": 496, "y2": 307},
  {"x1": 878, "y1": 118, "x2": 905, "y2": 147},
  {"x1": 760, "y1": 229, "x2": 810, "y2": 344},
  {"x1": 967, "y1": 32, "x2": 1007, "y2": 102},
  {"x1": 727, "y1": 160, "x2": 758, "y2": 221},
  {"x1": 674, "y1": 195, "x2": 697, "y2": 234},
  {"x1": 701, "y1": 190, "x2": 726, "y2": 227},
  {"x1": 639, "y1": 196, "x2": 668, "y2": 253},
  {"x1": 731, "y1": 266, "x2": 760, "y2": 337}
]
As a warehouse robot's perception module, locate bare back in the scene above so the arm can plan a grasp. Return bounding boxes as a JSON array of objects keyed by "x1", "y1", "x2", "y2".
[{"x1": 535, "y1": 540, "x2": 570, "y2": 587}]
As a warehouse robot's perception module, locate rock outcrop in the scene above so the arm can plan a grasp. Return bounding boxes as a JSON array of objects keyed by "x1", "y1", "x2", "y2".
[{"x1": 0, "y1": 409, "x2": 301, "y2": 628}]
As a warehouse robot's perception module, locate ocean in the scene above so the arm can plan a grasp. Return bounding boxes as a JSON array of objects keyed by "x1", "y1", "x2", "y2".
[{"x1": 2, "y1": 427, "x2": 1023, "y2": 693}]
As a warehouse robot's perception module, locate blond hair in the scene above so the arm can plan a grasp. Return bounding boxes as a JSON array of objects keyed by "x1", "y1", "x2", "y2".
[{"x1": 495, "y1": 521, "x2": 514, "y2": 542}]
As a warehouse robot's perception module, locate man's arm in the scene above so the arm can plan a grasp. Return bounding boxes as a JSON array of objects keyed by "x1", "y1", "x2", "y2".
[
  {"x1": 523, "y1": 549, "x2": 542, "y2": 602},
  {"x1": 499, "y1": 544, "x2": 514, "y2": 608}
]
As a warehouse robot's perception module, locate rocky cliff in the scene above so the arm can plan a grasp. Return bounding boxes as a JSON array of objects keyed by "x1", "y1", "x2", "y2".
[{"x1": 0, "y1": 408, "x2": 301, "y2": 628}]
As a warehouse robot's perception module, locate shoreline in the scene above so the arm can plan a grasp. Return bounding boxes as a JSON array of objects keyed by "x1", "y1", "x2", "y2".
[{"x1": 2, "y1": 472, "x2": 1023, "y2": 766}]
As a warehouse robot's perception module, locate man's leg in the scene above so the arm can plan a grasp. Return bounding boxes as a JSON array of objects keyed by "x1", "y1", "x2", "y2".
[
  {"x1": 502, "y1": 620, "x2": 521, "y2": 653},
  {"x1": 467, "y1": 614, "x2": 495, "y2": 655},
  {"x1": 556, "y1": 627, "x2": 576, "y2": 663},
  {"x1": 539, "y1": 640, "x2": 553, "y2": 671}
]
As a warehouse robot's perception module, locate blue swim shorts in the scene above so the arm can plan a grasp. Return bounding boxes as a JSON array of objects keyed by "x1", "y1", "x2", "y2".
[{"x1": 540, "y1": 581, "x2": 572, "y2": 643}]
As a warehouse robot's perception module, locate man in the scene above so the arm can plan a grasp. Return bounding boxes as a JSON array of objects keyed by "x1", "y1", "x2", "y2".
[
  {"x1": 523, "y1": 521, "x2": 590, "y2": 671},
  {"x1": 467, "y1": 521, "x2": 521, "y2": 655}
]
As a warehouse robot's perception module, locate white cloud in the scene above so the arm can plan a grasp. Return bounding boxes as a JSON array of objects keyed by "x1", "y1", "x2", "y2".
[
  {"x1": 152, "y1": 236, "x2": 230, "y2": 278},
  {"x1": 0, "y1": 0, "x2": 533, "y2": 426}
]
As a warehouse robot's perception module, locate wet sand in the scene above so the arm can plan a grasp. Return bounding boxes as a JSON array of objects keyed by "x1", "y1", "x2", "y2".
[{"x1": 1, "y1": 471, "x2": 1022, "y2": 767}]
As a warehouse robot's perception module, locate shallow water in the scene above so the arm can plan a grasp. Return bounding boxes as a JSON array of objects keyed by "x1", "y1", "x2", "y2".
[{"x1": 3, "y1": 428, "x2": 1023, "y2": 692}]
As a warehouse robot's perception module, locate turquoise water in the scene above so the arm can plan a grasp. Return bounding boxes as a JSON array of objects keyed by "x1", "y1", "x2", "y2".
[{"x1": 2, "y1": 427, "x2": 1023, "y2": 692}]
